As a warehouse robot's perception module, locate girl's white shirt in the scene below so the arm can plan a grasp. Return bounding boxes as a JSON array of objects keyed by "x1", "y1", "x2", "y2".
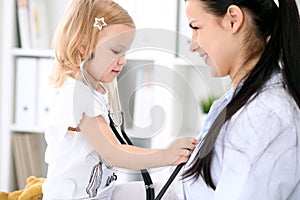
[
  {"x1": 183, "y1": 71, "x2": 300, "y2": 200},
  {"x1": 42, "y1": 77, "x2": 116, "y2": 200}
]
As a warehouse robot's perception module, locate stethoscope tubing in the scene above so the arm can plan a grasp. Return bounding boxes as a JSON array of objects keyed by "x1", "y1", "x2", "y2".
[
  {"x1": 108, "y1": 114, "x2": 155, "y2": 200},
  {"x1": 80, "y1": 54, "x2": 184, "y2": 200},
  {"x1": 80, "y1": 55, "x2": 155, "y2": 200}
]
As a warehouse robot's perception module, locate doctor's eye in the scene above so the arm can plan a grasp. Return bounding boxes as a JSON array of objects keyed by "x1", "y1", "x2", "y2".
[
  {"x1": 189, "y1": 23, "x2": 201, "y2": 31},
  {"x1": 111, "y1": 49, "x2": 122, "y2": 55}
]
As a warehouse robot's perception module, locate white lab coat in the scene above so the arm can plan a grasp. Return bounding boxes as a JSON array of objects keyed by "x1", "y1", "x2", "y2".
[{"x1": 183, "y1": 72, "x2": 300, "y2": 200}]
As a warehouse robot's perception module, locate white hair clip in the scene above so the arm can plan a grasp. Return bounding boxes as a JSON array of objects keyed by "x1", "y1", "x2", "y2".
[{"x1": 93, "y1": 17, "x2": 107, "y2": 31}]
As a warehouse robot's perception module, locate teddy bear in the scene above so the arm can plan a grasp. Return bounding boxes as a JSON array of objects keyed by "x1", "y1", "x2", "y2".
[{"x1": 0, "y1": 176, "x2": 45, "y2": 200}]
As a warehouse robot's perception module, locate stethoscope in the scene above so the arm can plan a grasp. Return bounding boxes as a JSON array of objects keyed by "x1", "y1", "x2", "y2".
[{"x1": 80, "y1": 52, "x2": 185, "y2": 200}]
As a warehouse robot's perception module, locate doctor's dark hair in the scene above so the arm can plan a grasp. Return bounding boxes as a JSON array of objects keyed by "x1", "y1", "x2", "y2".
[{"x1": 184, "y1": 0, "x2": 300, "y2": 189}]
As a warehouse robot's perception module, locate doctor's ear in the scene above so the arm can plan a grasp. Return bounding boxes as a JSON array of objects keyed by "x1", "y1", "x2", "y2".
[{"x1": 223, "y1": 5, "x2": 244, "y2": 34}]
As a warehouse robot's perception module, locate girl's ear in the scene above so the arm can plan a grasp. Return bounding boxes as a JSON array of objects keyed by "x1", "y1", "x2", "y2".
[
  {"x1": 79, "y1": 37, "x2": 89, "y2": 58},
  {"x1": 223, "y1": 5, "x2": 244, "y2": 34},
  {"x1": 79, "y1": 46, "x2": 86, "y2": 55},
  {"x1": 79, "y1": 43, "x2": 88, "y2": 59}
]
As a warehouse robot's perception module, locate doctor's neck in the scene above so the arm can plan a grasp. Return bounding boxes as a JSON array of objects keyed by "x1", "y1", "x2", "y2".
[{"x1": 230, "y1": 57, "x2": 260, "y2": 89}]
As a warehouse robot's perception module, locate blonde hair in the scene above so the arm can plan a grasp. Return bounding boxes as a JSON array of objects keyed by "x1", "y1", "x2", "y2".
[{"x1": 51, "y1": 0, "x2": 135, "y2": 87}]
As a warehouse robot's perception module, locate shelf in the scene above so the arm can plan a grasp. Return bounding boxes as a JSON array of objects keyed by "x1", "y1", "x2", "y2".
[
  {"x1": 12, "y1": 48, "x2": 54, "y2": 58},
  {"x1": 10, "y1": 124, "x2": 45, "y2": 134}
]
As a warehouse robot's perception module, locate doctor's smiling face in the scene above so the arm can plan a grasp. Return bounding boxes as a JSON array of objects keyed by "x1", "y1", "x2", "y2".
[
  {"x1": 85, "y1": 24, "x2": 135, "y2": 83},
  {"x1": 185, "y1": 0, "x2": 248, "y2": 80}
]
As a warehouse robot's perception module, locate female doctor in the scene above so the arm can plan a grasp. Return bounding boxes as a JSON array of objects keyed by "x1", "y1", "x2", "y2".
[{"x1": 182, "y1": 0, "x2": 300, "y2": 199}]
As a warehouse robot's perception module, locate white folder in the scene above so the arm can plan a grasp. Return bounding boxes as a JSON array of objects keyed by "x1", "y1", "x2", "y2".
[
  {"x1": 36, "y1": 58, "x2": 57, "y2": 128},
  {"x1": 17, "y1": 0, "x2": 31, "y2": 48},
  {"x1": 15, "y1": 57, "x2": 38, "y2": 127}
]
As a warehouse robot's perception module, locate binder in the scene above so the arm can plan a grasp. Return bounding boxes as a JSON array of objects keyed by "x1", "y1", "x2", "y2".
[
  {"x1": 16, "y1": 0, "x2": 31, "y2": 48},
  {"x1": 36, "y1": 58, "x2": 57, "y2": 128},
  {"x1": 15, "y1": 57, "x2": 38, "y2": 127}
]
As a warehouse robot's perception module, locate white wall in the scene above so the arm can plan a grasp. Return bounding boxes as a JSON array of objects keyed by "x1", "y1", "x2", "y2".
[
  {"x1": 45, "y1": 0, "x2": 71, "y2": 43},
  {"x1": 115, "y1": 0, "x2": 177, "y2": 31},
  {"x1": 0, "y1": 0, "x2": 3, "y2": 172},
  {"x1": 0, "y1": 0, "x2": 3, "y2": 101}
]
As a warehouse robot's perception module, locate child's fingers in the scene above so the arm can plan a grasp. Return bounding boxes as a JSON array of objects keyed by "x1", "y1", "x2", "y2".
[
  {"x1": 182, "y1": 137, "x2": 198, "y2": 151},
  {"x1": 187, "y1": 143, "x2": 196, "y2": 151},
  {"x1": 192, "y1": 138, "x2": 198, "y2": 144},
  {"x1": 168, "y1": 137, "x2": 198, "y2": 165},
  {"x1": 182, "y1": 149, "x2": 192, "y2": 157}
]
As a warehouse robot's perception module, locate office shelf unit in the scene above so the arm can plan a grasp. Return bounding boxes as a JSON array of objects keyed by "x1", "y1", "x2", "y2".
[{"x1": 0, "y1": 0, "x2": 70, "y2": 191}]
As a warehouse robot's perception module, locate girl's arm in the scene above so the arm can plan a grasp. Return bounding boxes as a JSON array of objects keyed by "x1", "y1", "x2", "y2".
[{"x1": 78, "y1": 114, "x2": 197, "y2": 169}]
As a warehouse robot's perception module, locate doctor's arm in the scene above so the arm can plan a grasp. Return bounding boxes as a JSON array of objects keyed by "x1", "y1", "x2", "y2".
[{"x1": 78, "y1": 114, "x2": 197, "y2": 170}]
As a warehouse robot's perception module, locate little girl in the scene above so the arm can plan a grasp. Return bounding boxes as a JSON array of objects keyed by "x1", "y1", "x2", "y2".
[{"x1": 42, "y1": 0, "x2": 197, "y2": 199}]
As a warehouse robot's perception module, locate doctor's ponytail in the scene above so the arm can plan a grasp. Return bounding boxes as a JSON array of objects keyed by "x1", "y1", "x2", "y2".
[{"x1": 277, "y1": 0, "x2": 300, "y2": 107}]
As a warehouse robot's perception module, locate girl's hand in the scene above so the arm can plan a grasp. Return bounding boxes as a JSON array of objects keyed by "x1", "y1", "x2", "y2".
[{"x1": 163, "y1": 137, "x2": 198, "y2": 166}]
